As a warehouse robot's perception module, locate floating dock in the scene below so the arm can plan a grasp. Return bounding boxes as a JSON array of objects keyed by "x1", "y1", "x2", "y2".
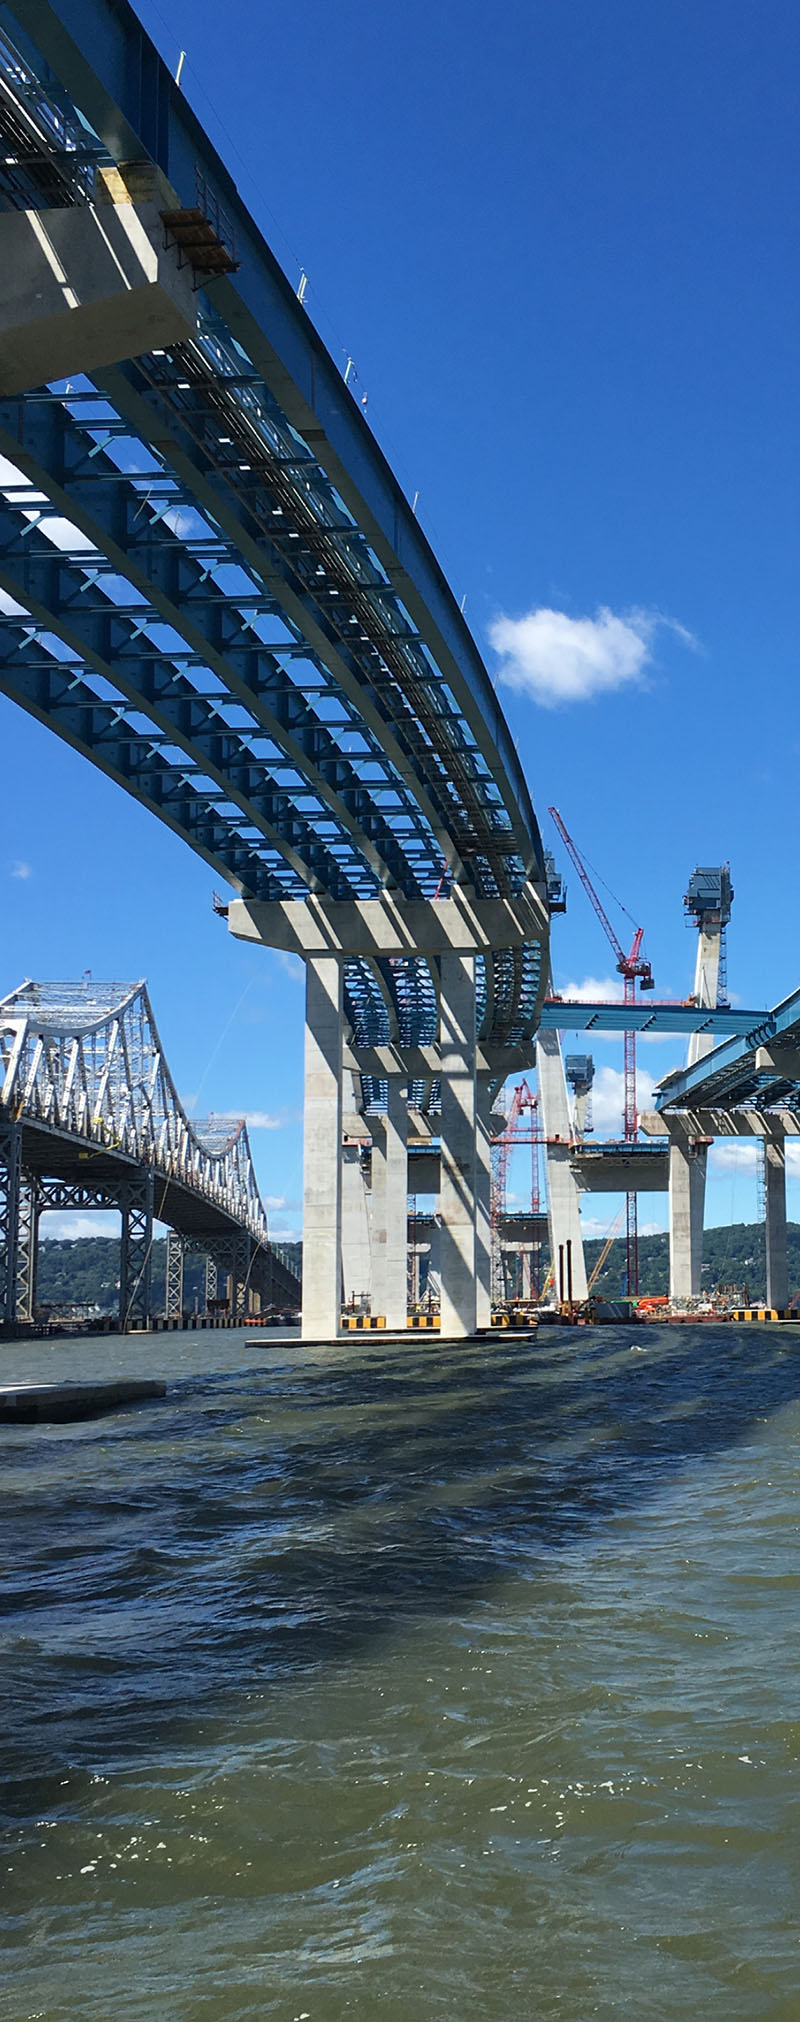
[{"x1": 0, "y1": 1379, "x2": 167, "y2": 1424}]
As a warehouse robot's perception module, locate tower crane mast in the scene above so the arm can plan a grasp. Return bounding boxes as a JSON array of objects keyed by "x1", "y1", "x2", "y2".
[{"x1": 548, "y1": 807, "x2": 654, "y2": 1295}]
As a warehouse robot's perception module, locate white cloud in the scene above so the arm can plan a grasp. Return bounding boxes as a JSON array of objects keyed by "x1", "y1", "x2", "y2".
[
  {"x1": 274, "y1": 949, "x2": 303, "y2": 982},
  {"x1": 39, "y1": 1210, "x2": 120, "y2": 1239},
  {"x1": 488, "y1": 604, "x2": 696, "y2": 708},
  {"x1": 242, "y1": 1108, "x2": 297, "y2": 1130},
  {"x1": 10, "y1": 860, "x2": 31, "y2": 880},
  {"x1": 0, "y1": 586, "x2": 27, "y2": 617},
  {"x1": 580, "y1": 1213, "x2": 624, "y2": 1239},
  {"x1": 708, "y1": 1141, "x2": 760, "y2": 1173},
  {"x1": 588, "y1": 1063, "x2": 658, "y2": 1137},
  {"x1": 559, "y1": 974, "x2": 623, "y2": 1003}
]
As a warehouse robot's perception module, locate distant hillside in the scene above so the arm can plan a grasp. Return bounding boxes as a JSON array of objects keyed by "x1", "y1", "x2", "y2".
[
  {"x1": 37, "y1": 1236, "x2": 302, "y2": 1314},
  {"x1": 35, "y1": 1224, "x2": 794, "y2": 1311},
  {"x1": 583, "y1": 1220, "x2": 798, "y2": 1303}
]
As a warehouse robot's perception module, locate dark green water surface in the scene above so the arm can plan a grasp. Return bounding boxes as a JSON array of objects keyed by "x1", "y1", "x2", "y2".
[{"x1": 1, "y1": 1323, "x2": 799, "y2": 2019}]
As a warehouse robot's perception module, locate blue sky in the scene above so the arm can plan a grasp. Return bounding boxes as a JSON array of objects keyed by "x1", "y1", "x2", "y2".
[{"x1": 2, "y1": 0, "x2": 798, "y2": 1243}]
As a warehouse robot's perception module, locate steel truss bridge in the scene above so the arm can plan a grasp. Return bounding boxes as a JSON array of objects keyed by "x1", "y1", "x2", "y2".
[
  {"x1": 0, "y1": 978, "x2": 299, "y2": 1330},
  {"x1": 0, "y1": 0, "x2": 551, "y2": 1129}
]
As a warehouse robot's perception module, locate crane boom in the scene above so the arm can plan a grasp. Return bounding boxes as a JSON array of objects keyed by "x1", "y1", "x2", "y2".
[
  {"x1": 549, "y1": 807, "x2": 627, "y2": 968},
  {"x1": 547, "y1": 806, "x2": 654, "y2": 1298}
]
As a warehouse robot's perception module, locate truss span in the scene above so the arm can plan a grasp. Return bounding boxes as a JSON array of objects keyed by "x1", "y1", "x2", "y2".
[
  {"x1": 0, "y1": 0, "x2": 549, "y2": 1058},
  {"x1": 0, "y1": 977, "x2": 269, "y2": 1242}
]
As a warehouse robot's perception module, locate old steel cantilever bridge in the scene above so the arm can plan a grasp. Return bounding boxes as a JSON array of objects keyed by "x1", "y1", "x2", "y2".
[{"x1": 0, "y1": 978, "x2": 300, "y2": 1331}]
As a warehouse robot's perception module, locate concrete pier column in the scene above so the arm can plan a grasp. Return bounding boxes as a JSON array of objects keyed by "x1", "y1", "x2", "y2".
[
  {"x1": 475, "y1": 1076, "x2": 493, "y2": 1330},
  {"x1": 439, "y1": 952, "x2": 477, "y2": 1338},
  {"x1": 341, "y1": 1142, "x2": 372, "y2": 1311},
  {"x1": 668, "y1": 1129, "x2": 706, "y2": 1300},
  {"x1": 302, "y1": 955, "x2": 343, "y2": 1340},
  {"x1": 537, "y1": 1028, "x2": 588, "y2": 1302},
  {"x1": 371, "y1": 1079, "x2": 408, "y2": 1329},
  {"x1": 765, "y1": 1136, "x2": 788, "y2": 1309}
]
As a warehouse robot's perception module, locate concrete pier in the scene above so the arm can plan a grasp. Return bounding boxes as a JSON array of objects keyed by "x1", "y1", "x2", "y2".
[
  {"x1": 439, "y1": 953, "x2": 477, "y2": 1337},
  {"x1": 668, "y1": 1129, "x2": 706, "y2": 1299},
  {"x1": 765, "y1": 1136, "x2": 788, "y2": 1310},
  {"x1": 302, "y1": 956, "x2": 343, "y2": 1340},
  {"x1": 475, "y1": 1078, "x2": 493, "y2": 1329},
  {"x1": 537, "y1": 1027, "x2": 588, "y2": 1301},
  {"x1": 371, "y1": 1079, "x2": 408, "y2": 1330},
  {"x1": 341, "y1": 1141, "x2": 371, "y2": 1310}
]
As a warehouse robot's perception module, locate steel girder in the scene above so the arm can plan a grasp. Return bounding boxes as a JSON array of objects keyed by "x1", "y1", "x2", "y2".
[{"x1": 0, "y1": 0, "x2": 543, "y2": 868}]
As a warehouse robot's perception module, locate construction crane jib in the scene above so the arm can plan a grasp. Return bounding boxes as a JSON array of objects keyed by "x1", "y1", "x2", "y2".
[{"x1": 547, "y1": 808, "x2": 654, "y2": 1295}]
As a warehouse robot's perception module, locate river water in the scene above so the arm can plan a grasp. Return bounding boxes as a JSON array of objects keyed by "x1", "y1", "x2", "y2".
[{"x1": 1, "y1": 1323, "x2": 799, "y2": 2020}]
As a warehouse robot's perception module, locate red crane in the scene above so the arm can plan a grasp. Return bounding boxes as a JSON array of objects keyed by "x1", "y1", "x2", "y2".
[
  {"x1": 548, "y1": 807, "x2": 654, "y2": 1297},
  {"x1": 491, "y1": 1078, "x2": 544, "y2": 1304}
]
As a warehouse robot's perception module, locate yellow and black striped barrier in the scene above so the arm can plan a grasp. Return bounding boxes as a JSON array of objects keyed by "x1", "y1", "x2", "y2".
[
  {"x1": 731, "y1": 1308, "x2": 795, "y2": 1323},
  {"x1": 407, "y1": 1314, "x2": 440, "y2": 1329},
  {"x1": 491, "y1": 1312, "x2": 538, "y2": 1329},
  {"x1": 341, "y1": 1314, "x2": 386, "y2": 1330}
]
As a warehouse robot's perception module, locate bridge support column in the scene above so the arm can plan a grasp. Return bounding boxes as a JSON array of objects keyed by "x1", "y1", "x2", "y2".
[
  {"x1": 341, "y1": 1142, "x2": 371, "y2": 1311},
  {"x1": 537, "y1": 1027, "x2": 588, "y2": 1302},
  {"x1": 476, "y1": 1077, "x2": 493, "y2": 1329},
  {"x1": 16, "y1": 1174, "x2": 39, "y2": 1325},
  {"x1": 165, "y1": 1229, "x2": 185, "y2": 1319},
  {"x1": 120, "y1": 1167, "x2": 155, "y2": 1330},
  {"x1": 371, "y1": 1080, "x2": 408, "y2": 1330},
  {"x1": 439, "y1": 952, "x2": 477, "y2": 1338},
  {"x1": 668, "y1": 1129, "x2": 706, "y2": 1300},
  {"x1": 0, "y1": 1120, "x2": 22, "y2": 1334},
  {"x1": 231, "y1": 1233, "x2": 252, "y2": 1318},
  {"x1": 302, "y1": 955, "x2": 343, "y2": 1340},
  {"x1": 765, "y1": 1136, "x2": 788, "y2": 1309}
]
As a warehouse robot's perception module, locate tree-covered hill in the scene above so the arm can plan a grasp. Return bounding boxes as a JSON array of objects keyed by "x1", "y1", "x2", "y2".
[
  {"x1": 583, "y1": 1220, "x2": 798, "y2": 1303},
  {"x1": 35, "y1": 1223, "x2": 797, "y2": 1312},
  {"x1": 36, "y1": 1236, "x2": 302, "y2": 1313}
]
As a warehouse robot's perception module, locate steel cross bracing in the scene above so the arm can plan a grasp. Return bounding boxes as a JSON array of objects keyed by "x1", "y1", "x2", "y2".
[
  {"x1": 0, "y1": 5, "x2": 548, "y2": 1061},
  {"x1": 0, "y1": 978, "x2": 270, "y2": 1242}
]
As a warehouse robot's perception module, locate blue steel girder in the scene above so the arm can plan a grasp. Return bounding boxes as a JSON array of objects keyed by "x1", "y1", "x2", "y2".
[
  {"x1": 1, "y1": 0, "x2": 543, "y2": 889},
  {"x1": 0, "y1": 389, "x2": 444, "y2": 900}
]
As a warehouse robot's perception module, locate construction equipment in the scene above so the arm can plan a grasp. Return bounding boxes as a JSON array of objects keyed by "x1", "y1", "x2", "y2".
[
  {"x1": 548, "y1": 808, "x2": 654, "y2": 1296},
  {"x1": 491, "y1": 1077, "x2": 544, "y2": 1304},
  {"x1": 586, "y1": 1204, "x2": 626, "y2": 1294}
]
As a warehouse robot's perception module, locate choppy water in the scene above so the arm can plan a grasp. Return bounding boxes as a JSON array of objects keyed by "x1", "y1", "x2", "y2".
[{"x1": 1, "y1": 1322, "x2": 799, "y2": 2020}]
